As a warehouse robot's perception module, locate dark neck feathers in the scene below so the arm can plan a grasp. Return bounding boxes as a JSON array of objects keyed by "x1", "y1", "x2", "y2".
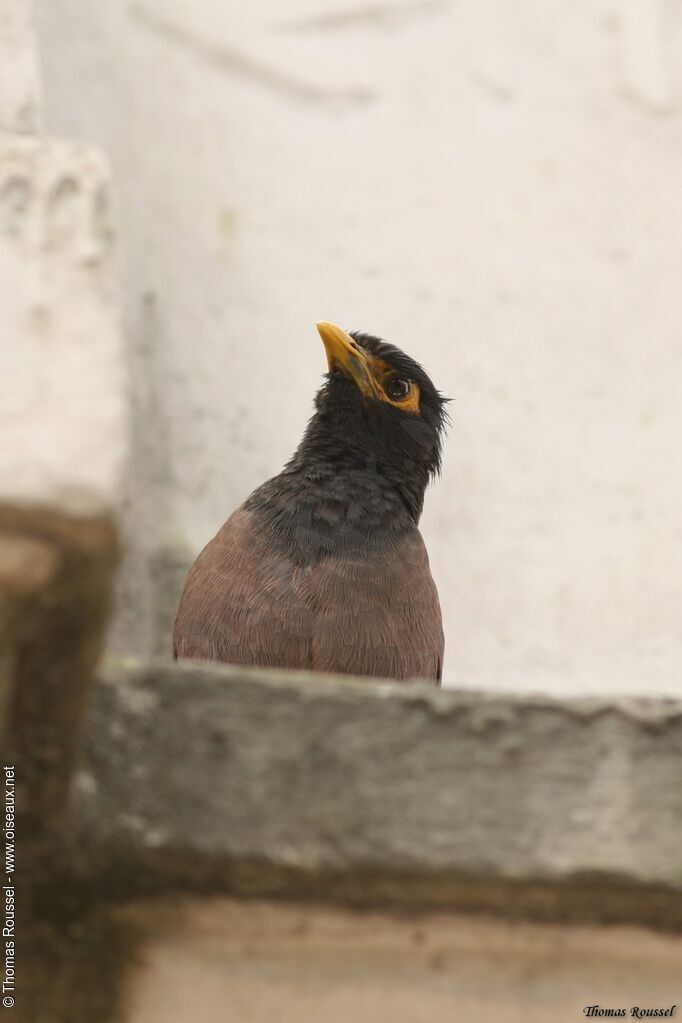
[{"x1": 245, "y1": 375, "x2": 439, "y2": 564}]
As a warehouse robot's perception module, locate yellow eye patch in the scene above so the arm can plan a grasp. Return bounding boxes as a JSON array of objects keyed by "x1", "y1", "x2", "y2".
[{"x1": 366, "y1": 357, "x2": 421, "y2": 415}]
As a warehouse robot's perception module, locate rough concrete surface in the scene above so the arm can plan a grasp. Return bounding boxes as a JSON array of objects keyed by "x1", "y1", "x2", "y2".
[
  {"x1": 0, "y1": 132, "x2": 127, "y2": 517},
  {"x1": 34, "y1": 0, "x2": 682, "y2": 696},
  {"x1": 70, "y1": 661, "x2": 682, "y2": 928},
  {"x1": 0, "y1": 507, "x2": 119, "y2": 905},
  {"x1": 120, "y1": 897, "x2": 682, "y2": 1023}
]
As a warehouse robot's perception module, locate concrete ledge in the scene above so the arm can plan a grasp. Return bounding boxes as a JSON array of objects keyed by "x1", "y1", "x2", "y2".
[{"x1": 67, "y1": 661, "x2": 682, "y2": 929}]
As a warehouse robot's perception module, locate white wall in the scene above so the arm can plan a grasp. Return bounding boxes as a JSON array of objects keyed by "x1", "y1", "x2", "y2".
[{"x1": 34, "y1": 0, "x2": 682, "y2": 695}]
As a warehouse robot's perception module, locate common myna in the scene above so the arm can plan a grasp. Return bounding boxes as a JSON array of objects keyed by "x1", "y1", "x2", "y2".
[{"x1": 173, "y1": 322, "x2": 448, "y2": 684}]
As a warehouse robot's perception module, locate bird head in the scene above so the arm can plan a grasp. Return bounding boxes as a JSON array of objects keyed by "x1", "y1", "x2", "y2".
[{"x1": 306, "y1": 321, "x2": 448, "y2": 518}]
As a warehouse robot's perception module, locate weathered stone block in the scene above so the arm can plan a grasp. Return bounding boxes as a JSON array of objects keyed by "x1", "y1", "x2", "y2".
[{"x1": 71, "y1": 661, "x2": 682, "y2": 928}]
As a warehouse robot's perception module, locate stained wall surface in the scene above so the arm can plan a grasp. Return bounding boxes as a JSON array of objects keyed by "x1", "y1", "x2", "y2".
[
  {"x1": 124, "y1": 898, "x2": 682, "y2": 1023},
  {"x1": 34, "y1": 0, "x2": 682, "y2": 695}
]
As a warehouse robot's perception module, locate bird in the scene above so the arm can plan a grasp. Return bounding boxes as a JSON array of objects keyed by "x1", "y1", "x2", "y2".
[{"x1": 173, "y1": 321, "x2": 448, "y2": 684}]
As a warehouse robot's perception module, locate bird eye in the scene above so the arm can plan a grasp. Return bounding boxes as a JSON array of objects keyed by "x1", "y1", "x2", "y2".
[{"x1": 385, "y1": 376, "x2": 411, "y2": 401}]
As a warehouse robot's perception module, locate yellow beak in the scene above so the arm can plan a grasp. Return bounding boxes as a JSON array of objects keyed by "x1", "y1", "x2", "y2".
[{"x1": 316, "y1": 321, "x2": 380, "y2": 399}]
